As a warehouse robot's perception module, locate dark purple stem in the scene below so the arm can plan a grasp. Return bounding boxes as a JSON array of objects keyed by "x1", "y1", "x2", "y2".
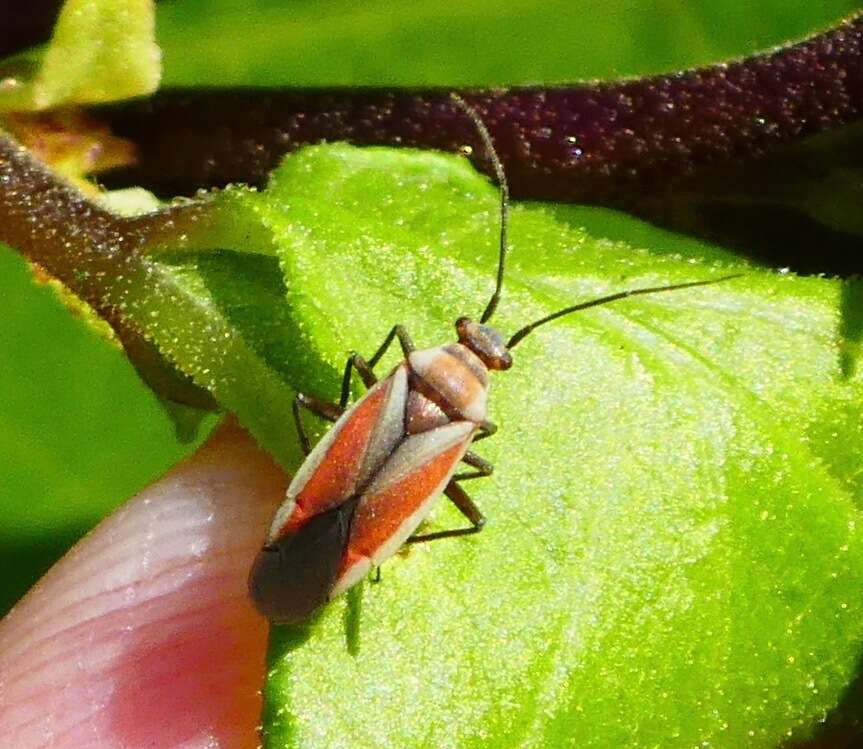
[
  {"x1": 3, "y1": 12, "x2": 862, "y2": 403},
  {"x1": 98, "y1": 13, "x2": 863, "y2": 204}
]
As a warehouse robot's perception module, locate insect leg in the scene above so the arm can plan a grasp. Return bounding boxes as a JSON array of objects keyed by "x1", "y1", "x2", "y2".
[
  {"x1": 407, "y1": 482, "x2": 486, "y2": 544},
  {"x1": 293, "y1": 393, "x2": 344, "y2": 455},
  {"x1": 471, "y1": 420, "x2": 498, "y2": 443},
  {"x1": 338, "y1": 327, "x2": 415, "y2": 408},
  {"x1": 295, "y1": 347, "x2": 384, "y2": 454},
  {"x1": 339, "y1": 352, "x2": 378, "y2": 407},
  {"x1": 367, "y1": 325, "x2": 416, "y2": 369},
  {"x1": 453, "y1": 450, "x2": 494, "y2": 482}
]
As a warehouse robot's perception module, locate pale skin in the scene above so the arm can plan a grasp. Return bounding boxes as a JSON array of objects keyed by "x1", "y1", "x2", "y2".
[{"x1": 0, "y1": 418, "x2": 279, "y2": 749}]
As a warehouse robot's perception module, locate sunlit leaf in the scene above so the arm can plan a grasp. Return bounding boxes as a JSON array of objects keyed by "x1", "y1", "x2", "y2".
[{"x1": 119, "y1": 144, "x2": 863, "y2": 747}]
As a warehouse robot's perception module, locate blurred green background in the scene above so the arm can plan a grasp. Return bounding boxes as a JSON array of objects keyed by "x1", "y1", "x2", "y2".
[
  {"x1": 157, "y1": 0, "x2": 863, "y2": 85},
  {"x1": 2, "y1": 0, "x2": 861, "y2": 615}
]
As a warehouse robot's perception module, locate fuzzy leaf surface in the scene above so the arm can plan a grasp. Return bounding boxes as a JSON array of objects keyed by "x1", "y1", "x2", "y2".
[{"x1": 169, "y1": 145, "x2": 863, "y2": 749}]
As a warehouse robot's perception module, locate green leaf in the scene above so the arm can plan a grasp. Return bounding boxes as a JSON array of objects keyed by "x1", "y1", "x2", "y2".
[
  {"x1": 0, "y1": 0, "x2": 159, "y2": 111},
  {"x1": 0, "y1": 244, "x2": 214, "y2": 614},
  {"x1": 114, "y1": 244, "x2": 303, "y2": 466},
  {"x1": 157, "y1": 0, "x2": 862, "y2": 86},
  {"x1": 129, "y1": 144, "x2": 863, "y2": 747}
]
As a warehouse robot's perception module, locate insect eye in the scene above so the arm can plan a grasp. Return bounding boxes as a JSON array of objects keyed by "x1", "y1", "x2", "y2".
[{"x1": 455, "y1": 317, "x2": 472, "y2": 338}]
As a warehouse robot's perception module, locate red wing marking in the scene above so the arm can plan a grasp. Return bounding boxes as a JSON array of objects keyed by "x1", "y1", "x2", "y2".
[
  {"x1": 269, "y1": 367, "x2": 408, "y2": 540},
  {"x1": 293, "y1": 389, "x2": 383, "y2": 513},
  {"x1": 335, "y1": 421, "x2": 475, "y2": 589}
]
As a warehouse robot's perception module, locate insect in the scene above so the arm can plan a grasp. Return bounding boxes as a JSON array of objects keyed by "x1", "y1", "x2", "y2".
[{"x1": 249, "y1": 94, "x2": 738, "y2": 624}]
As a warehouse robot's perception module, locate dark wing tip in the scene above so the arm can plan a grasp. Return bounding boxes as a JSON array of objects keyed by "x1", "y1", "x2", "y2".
[{"x1": 248, "y1": 499, "x2": 359, "y2": 625}]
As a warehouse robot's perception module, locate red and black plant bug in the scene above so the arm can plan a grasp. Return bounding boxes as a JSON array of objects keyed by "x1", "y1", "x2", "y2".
[{"x1": 249, "y1": 93, "x2": 740, "y2": 624}]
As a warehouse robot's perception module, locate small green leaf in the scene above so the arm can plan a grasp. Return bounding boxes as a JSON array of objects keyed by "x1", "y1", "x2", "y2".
[
  {"x1": 117, "y1": 245, "x2": 304, "y2": 465},
  {"x1": 0, "y1": 0, "x2": 159, "y2": 111}
]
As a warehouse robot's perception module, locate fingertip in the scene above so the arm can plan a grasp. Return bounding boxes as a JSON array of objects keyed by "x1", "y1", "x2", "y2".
[{"x1": 0, "y1": 418, "x2": 285, "y2": 748}]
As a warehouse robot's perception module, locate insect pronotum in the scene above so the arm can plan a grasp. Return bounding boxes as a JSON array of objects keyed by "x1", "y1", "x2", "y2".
[{"x1": 249, "y1": 93, "x2": 740, "y2": 624}]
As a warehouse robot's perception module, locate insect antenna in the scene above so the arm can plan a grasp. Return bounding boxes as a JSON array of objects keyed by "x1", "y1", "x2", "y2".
[
  {"x1": 450, "y1": 93, "x2": 510, "y2": 324},
  {"x1": 506, "y1": 274, "x2": 743, "y2": 349}
]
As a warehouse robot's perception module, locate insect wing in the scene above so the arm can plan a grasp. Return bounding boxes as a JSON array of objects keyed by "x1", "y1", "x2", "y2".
[
  {"x1": 249, "y1": 497, "x2": 359, "y2": 624},
  {"x1": 267, "y1": 365, "x2": 408, "y2": 541},
  {"x1": 333, "y1": 420, "x2": 476, "y2": 596}
]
